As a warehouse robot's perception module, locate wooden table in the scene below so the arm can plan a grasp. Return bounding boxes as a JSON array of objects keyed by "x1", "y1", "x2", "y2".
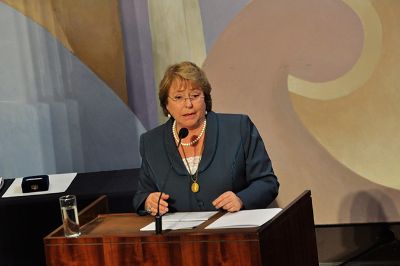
[{"x1": 44, "y1": 191, "x2": 319, "y2": 266}]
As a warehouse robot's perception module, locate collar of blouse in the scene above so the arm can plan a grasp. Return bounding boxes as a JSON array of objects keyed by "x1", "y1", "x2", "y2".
[{"x1": 165, "y1": 111, "x2": 218, "y2": 176}]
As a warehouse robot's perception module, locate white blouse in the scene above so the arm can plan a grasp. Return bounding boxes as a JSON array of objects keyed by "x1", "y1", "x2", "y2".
[{"x1": 182, "y1": 156, "x2": 201, "y2": 174}]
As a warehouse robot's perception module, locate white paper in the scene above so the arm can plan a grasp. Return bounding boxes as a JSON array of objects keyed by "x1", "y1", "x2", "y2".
[
  {"x1": 140, "y1": 220, "x2": 204, "y2": 231},
  {"x1": 140, "y1": 211, "x2": 218, "y2": 231},
  {"x1": 205, "y1": 208, "x2": 282, "y2": 229},
  {"x1": 163, "y1": 211, "x2": 217, "y2": 222},
  {"x1": 1, "y1": 173, "x2": 77, "y2": 198}
]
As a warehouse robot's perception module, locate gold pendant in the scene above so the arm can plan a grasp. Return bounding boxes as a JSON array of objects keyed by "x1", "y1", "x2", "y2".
[{"x1": 191, "y1": 182, "x2": 199, "y2": 193}]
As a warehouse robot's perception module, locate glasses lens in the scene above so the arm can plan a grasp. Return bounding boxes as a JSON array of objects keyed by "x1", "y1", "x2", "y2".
[{"x1": 170, "y1": 92, "x2": 204, "y2": 104}]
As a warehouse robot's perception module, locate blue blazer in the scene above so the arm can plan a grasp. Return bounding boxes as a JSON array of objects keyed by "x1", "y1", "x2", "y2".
[{"x1": 133, "y1": 111, "x2": 279, "y2": 212}]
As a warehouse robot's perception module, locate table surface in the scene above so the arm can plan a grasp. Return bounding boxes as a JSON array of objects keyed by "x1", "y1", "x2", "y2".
[{"x1": 0, "y1": 168, "x2": 140, "y2": 266}]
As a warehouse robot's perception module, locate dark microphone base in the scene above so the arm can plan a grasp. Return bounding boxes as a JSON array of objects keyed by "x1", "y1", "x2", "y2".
[
  {"x1": 153, "y1": 127, "x2": 188, "y2": 235},
  {"x1": 155, "y1": 215, "x2": 162, "y2": 234}
]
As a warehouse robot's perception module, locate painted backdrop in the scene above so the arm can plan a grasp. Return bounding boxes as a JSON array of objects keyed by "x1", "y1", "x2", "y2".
[{"x1": 1, "y1": 0, "x2": 399, "y2": 225}]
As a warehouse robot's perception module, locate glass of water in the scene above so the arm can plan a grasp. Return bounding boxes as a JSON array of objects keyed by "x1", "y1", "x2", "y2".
[{"x1": 59, "y1": 195, "x2": 81, "y2": 237}]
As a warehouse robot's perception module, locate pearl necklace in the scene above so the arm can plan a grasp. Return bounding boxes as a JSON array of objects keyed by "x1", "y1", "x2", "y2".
[{"x1": 173, "y1": 119, "x2": 206, "y2": 146}]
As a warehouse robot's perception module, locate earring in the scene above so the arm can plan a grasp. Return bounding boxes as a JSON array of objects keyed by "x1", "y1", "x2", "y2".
[
  {"x1": 205, "y1": 111, "x2": 208, "y2": 115},
  {"x1": 167, "y1": 114, "x2": 171, "y2": 118}
]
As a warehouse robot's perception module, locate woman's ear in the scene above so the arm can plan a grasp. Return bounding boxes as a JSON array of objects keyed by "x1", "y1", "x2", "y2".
[{"x1": 166, "y1": 106, "x2": 171, "y2": 117}]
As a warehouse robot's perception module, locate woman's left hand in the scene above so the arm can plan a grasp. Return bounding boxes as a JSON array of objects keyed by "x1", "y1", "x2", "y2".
[{"x1": 212, "y1": 191, "x2": 243, "y2": 212}]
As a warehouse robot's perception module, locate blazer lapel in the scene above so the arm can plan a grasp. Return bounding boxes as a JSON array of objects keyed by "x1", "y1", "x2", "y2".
[
  {"x1": 164, "y1": 112, "x2": 218, "y2": 175},
  {"x1": 198, "y1": 111, "x2": 218, "y2": 173},
  {"x1": 164, "y1": 118, "x2": 188, "y2": 175}
]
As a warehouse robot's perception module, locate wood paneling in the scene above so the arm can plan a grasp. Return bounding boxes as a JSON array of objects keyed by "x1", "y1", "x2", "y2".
[{"x1": 44, "y1": 191, "x2": 318, "y2": 266}]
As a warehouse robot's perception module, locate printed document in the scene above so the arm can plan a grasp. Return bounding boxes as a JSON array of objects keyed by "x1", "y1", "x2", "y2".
[
  {"x1": 140, "y1": 211, "x2": 217, "y2": 231},
  {"x1": 205, "y1": 208, "x2": 282, "y2": 229}
]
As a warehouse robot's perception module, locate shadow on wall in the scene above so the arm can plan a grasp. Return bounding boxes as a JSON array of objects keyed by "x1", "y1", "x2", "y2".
[
  {"x1": 340, "y1": 190, "x2": 398, "y2": 224},
  {"x1": 338, "y1": 191, "x2": 399, "y2": 262}
]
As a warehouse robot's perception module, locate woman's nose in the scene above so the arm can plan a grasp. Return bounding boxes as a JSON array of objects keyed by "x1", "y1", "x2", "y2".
[{"x1": 184, "y1": 97, "x2": 194, "y2": 107}]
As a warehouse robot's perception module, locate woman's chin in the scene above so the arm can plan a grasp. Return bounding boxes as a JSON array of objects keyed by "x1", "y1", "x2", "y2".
[{"x1": 181, "y1": 123, "x2": 201, "y2": 131}]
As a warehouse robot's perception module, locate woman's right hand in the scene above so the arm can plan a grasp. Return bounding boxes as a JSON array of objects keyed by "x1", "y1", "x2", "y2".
[{"x1": 145, "y1": 192, "x2": 170, "y2": 216}]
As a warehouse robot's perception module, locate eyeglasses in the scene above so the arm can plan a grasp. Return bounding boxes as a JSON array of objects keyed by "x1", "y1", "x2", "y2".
[{"x1": 168, "y1": 93, "x2": 204, "y2": 104}]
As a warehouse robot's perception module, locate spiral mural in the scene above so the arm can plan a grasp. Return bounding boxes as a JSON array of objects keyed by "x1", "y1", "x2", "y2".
[{"x1": 1, "y1": 0, "x2": 399, "y2": 224}]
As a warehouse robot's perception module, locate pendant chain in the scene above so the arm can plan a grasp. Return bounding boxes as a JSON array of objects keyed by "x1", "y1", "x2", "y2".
[{"x1": 180, "y1": 139, "x2": 204, "y2": 193}]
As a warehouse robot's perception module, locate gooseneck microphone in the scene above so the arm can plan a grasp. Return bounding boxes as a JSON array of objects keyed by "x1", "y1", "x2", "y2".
[{"x1": 155, "y1": 127, "x2": 189, "y2": 234}]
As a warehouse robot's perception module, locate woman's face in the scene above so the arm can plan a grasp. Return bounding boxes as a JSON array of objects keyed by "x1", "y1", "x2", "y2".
[{"x1": 166, "y1": 78, "x2": 206, "y2": 131}]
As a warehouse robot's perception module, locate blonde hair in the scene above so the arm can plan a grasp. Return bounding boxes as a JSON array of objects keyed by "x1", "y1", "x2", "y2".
[{"x1": 159, "y1": 61, "x2": 212, "y2": 116}]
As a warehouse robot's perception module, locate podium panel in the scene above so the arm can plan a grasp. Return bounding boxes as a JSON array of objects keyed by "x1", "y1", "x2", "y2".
[{"x1": 44, "y1": 191, "x2": 318, "y2": 266}]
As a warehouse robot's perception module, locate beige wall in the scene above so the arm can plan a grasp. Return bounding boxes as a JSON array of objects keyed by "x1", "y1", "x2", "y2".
[
  {"x1": 148, "y1": 0, "x2": 206, "y2": 120},
  {"x1": 204, "y1": 0, "x2": 400, "y2": 224}
]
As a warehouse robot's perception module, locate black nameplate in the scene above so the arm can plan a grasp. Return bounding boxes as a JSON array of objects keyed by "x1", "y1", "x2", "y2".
[{"x1": 21, "y1": 175, "x2": 49, "y2": 193}]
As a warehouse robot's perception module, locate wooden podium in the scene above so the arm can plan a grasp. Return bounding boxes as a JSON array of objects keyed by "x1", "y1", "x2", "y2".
[{"x1": 44, "y1": 191, "x2": 318, "y2": 266}]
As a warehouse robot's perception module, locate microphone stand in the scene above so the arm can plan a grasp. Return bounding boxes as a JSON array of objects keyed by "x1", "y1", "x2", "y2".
[
  {"x1": 155, "y1": 194, "x2": 163, "y2": 234},
  {"x1": 155, "y1": 127, "x2": 188, "y2": 235}
]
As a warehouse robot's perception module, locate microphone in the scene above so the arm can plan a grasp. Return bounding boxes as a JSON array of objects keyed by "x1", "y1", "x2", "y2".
[
  {"x1": 178, "y1": 127, "x2": 189, "y2": 141},
  {"x1": 155, "y1": 127, "x2": 188, "y2": 234}
]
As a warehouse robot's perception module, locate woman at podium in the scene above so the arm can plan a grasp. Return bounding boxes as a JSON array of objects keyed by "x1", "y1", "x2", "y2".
[{"x1": 133, "y1": 61, "x2": 279, "y2": 216}]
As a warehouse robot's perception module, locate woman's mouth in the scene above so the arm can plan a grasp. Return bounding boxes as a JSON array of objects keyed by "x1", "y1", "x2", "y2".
[{"x1": 182, "y1": 113, "x2": 197, "y2": 120}]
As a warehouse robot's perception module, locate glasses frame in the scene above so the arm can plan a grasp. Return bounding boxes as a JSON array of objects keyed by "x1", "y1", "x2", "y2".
[{"x1": 168, "y1": 93, "x2": 205, "y2": 104}]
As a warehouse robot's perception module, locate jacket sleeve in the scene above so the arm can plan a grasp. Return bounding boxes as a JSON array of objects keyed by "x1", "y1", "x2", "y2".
[
  {"x1": 236, "y1": 115, "x2": 279, "y2": 209},
  {"x1": 132, "y1": 134, "x2": 158, "y2": 213}
]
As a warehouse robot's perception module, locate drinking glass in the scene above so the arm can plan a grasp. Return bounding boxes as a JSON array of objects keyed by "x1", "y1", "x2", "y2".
[{"x1": 59, "y1": 195, "x2": 81, "y2": 237}]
